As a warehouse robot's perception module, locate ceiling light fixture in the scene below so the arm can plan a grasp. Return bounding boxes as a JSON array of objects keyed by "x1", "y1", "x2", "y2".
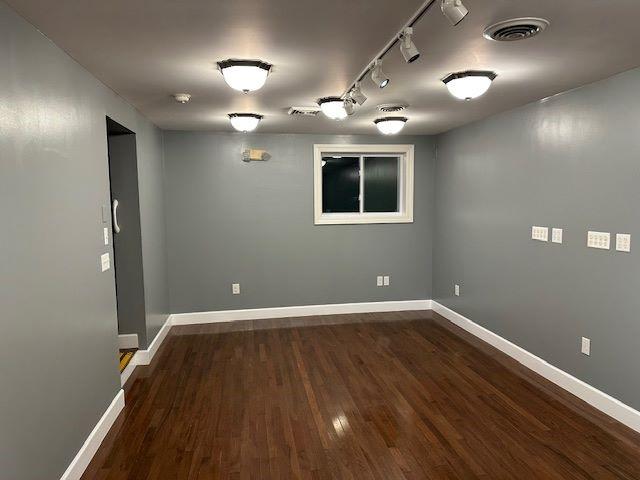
[
  {"x1": 217, "y1": 59, "x2": 272, "y2": 93},
  {"x1": 370, "y1": 60, "x2": 390, "y2": 89},
  {"x1": 228, "y1": 113, "x2": 263, "y2": 132},
  {"x1": 399, "y1": 27, "x2": 420, "y2": 63},
  {"x1": 350, "y1": 83, "x2": 367, "y2": 106},
  {"x1": 318, "y1": 97, "x2": 348, "y2": 120},
  {"x1": 443, "y1": 71, "x2": 497, "y2": 100},
  {"x1": 441, "y1": 0, "x2": 468, "y2": 26},
  {"x1": 374, "y1": 117, "x2": 408, "y2": 135},
  {"x1": 173, "y1": 93, "x2": 192, "y2": 104}
]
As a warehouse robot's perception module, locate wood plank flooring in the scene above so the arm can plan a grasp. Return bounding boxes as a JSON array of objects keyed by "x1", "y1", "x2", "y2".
[{"x1": 82, "y1": 310, "x2": 640, "y2": 479}]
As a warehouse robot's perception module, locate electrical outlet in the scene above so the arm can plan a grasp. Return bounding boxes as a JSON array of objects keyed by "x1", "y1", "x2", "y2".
[
  {"x1": 587, "y1": 231, "x2": 610, "y2": 250},
  {"x1": 232, "y1": 283, "x2": 240, "y2": 295},
  {"x1": 383, "y1": 275, "x2": 390, "y2": 286},
  {"x1": 581, "y1": 337, "x2": 591, "y2": 356},
  {"x1": 616, "y1": 233, "x2": 631, "y2": 252},
  {"x1": 551, "y1": 228, "x2": 563, "y2": 244},
  {"x1": 454, "y1": 284, "x2": 460, "y2": 296},
  {"x1": 531, "y1": 226, "x2": 549, "y2": 242},
  {"x1": 376, "y1": 276, "x2": 383, "y2": 287},
  {"x1": 103, "y1": 227, "x2": 109, "y2": 246},
  {"x1": 100, "y1": 253, "x2": 110, "y2": 272}
]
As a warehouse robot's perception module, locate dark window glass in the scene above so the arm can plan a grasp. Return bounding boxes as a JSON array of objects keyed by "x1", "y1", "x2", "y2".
[
  {"x1": 322, "y1": 156, "x2": 360, "y2": 213},
  {"x1": 363, "y1": 156, "x2": 398, "y2": 212}
]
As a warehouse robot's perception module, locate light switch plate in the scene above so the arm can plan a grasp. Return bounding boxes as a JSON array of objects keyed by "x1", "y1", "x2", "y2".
[
  {"x1": 587, "y1": 231, "x2": 610, "y2": 250},
  {"x1": 232, "y1": 283, "x2": 241, "y2": 295},
  {"x1": 531, "y1": 226, "x2": 549, "y2": 242},
  {"x1": 616, "y1": 233, "x2": 631, "y2": 252},
  {"x1": 551, "y1": 228, "x2": 563, "y2": 244},
  {"x1": 103, "y1": 227, "x2": 109, "y2": 246},
  {"x1": 383, "y1": 275, "x2": 390, "y2": 286},
  {"x1": 581, "y1": 337, "x2": 591, "y2": 356},
  {"x1": 100, "y1": 253, "x2": 110, "y2": 272},
  {"x1": 454, "y1": 284, "x2": 460, "y2": 296},
  {"x1": 377, "y1": 276, "x2": 383, "y2": 287}
]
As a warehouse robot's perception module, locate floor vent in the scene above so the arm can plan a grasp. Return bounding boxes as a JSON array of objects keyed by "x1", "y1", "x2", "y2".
[{"x1": 484, "y1": 17, "x2": 549, "y2": 42}]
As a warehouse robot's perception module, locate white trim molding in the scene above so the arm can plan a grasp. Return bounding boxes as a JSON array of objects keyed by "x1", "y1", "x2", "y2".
[
  {"x1": 120, "y1": 316, "x2": 172, "y2": 387},
  {"x1": 313, "y1": 144, "x2": 414, "y2": 225},
  {"x1": 117, "y1": 333, "x2": 139, "y2": 349},
  {"x1": 432, "y1": 301, "x2": 640, "y2": 434},
  {"x1": 60, "y1": 389, "x2": 125, "y2": 480},
  {"x1": 171, "y1": 300, "x2": 432, "y2": 326}
]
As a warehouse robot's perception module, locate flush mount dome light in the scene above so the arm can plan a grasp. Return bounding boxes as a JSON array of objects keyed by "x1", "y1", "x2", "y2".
[
  {"x1": 374, "y1": 117, "x2": 408, "y2": 135},
  {"x1": 217, "y1": 59, "x2": 272, "y2": 93},
  {"x1": 442, "y1": 71, "x2": 497, "y2": 100},
  {"x1": 228, "y1": 113, "x2": 263, "y2": 132},
  {"x1": 318, "y1": 97, "x2": 348, "y2": 120}
]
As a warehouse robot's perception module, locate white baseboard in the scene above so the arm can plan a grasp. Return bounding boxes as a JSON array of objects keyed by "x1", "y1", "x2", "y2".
[
  {"x1": 60, "y1": 389, "x2": 125, "y2": 480},
  {"x1": 120, "y1": 316, "x2": 171, "y2": 387},
  {"x1": 117, "y1": 333, "x2": 139, "y2": 349},
  {"x1": 170, "y1": 299, "x2": 433, "y2": 326},
  {"x1": 432, "y1": 301, "x2": 640, "y2": 434}
]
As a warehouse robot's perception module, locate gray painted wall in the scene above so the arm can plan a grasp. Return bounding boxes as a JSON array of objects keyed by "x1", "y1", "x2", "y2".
[
  {"x1": 0, "y1": 2, "x2": 169, "y2": 478},
  {"x1": 434, "y1": 67, "x2": 640, "y2": 410},
  {"x1": 163, "y1": 132, "x2": 435, "y2": 313}
]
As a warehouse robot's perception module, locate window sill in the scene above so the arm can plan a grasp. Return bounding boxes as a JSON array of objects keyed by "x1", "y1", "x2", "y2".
[{"x1": 314, "y1": 213, "x2": 414, "y2": 225}]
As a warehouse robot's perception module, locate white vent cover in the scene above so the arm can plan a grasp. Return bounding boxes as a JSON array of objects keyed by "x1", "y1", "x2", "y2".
[
  {"x1": 484, "y1": 17, "x2": 549, "y2": 42},
  {"x1": 288, "y1": 106, "x2": 321, "y2": 116}
]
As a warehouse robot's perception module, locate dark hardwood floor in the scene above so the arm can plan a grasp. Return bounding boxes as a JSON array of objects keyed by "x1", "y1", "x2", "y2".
[{"x1": 83, "y1": 311, "x2": 640, "y2": 479}]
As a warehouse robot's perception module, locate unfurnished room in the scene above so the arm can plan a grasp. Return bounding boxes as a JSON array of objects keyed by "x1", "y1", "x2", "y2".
[{"x1": 2, "y1": 0, "x2": 640, "y2": 478}]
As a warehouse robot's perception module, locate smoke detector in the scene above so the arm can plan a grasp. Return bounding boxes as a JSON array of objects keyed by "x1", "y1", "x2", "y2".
[
  {"x1": 173, "y1": 93, "x2": 192, "y2": 104},
  {"x1": 377, "y1": 103, "x2": 408, "y2": 113},
  {"x1": 288, "y1": 106, "x2": 321, "y2": 116},
  {"x1": 484, "y1": 18, "x2": 549, "y2": 42}
]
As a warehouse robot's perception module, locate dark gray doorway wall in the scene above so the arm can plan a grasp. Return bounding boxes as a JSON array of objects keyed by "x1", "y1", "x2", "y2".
[{"x1": 106, "y1": 117, "x2": 147, "y2": 347}]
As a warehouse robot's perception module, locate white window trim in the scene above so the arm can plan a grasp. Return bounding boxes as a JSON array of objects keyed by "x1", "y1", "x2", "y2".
[{"x1": 313, "y1": 144, "x2": 414, "y2": 225}]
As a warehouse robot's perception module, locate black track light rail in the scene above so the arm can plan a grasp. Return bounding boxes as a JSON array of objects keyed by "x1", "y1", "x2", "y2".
[{"x1": 343, "y1": 0, "x2": 438, "y2": 98}]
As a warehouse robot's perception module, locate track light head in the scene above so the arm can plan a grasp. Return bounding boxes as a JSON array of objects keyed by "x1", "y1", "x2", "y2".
[
  {"x1": 370, "y1": 60, "x2": 390, "y2": 89},
  {"x1": 343, "y1": 97, "x2": 355, "y2": 116},
  {"x1": 441, "y1": 0, "x2": 468, "y2": 26},
  {"x1": 350, "y1": 82, "x2": 367, "y2": 106},
  {"x1": 399, "y1": 27, "x2": 420, "y2": 64}
]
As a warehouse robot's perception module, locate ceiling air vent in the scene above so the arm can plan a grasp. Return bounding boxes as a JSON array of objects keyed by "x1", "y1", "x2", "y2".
[
  {"x1": 377, "y1": 103, "x2": 408, "y2": 113},
  {"x1": 288, "y1": 106, "x2": 320, "y2": 116},
  {"x1": 484, "y1": 17, "x2": 549, "y2": 42}
]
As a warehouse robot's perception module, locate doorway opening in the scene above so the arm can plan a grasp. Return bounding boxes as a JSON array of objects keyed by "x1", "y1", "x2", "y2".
[{"x1": 106, "y1": 117, "x2": 146, "y2": 373}]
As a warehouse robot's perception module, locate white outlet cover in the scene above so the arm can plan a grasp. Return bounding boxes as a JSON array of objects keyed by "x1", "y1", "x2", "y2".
[
  {"x1": 587, "y1": 231, "x2": 610, "y2": 250},
  {"x1": 616, "y1": 233, "x2": 631, "y2": 252},
  {"x1": 376, "y1": 276, "x2": 383, "y2": 287},
  {"x1": 454, "y1": 284, "x2": 460, "y2": 296},
  {"x1": 100, "y1": 253, "x2": 110, "y2": 272},
  {"x1": 581, "y1": 337, "x2": 591, "y2": 356},
  {"x1": 232, "y1": 283, "x2": 240, "y2": 295},
  {"x1": 551, "y1": 228, "x2": 563, "y2": 244},
  {"x1": 531, "y1": 226, "x2": 549, "y2": 242},
  {"x1": 383, "y1": 276, "x2": 390, "y2": 286},
  {"x1": 103, "y1": 227, "x2": 109, "y2": 245}
]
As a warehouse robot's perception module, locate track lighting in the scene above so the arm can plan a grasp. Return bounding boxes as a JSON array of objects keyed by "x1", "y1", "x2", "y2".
[
  {"x1": 374, "y1": 117, "x2": 407, "y2": 135},
  {"x1": 350, "y1": 82, "x2": 367, "y2": 106},
  {"x1": 370, "y1": 60, "x2": 390, "y2": 89},
  {"x1": 343, "y1": 97, "x2": 355, "y2": 116},
  {"x1": 228, "y1": 113, "x2": 263, "y2": 132},
  {"x1": 442, "y1": 71, "x2": 497, "y2": 100},
  {"x1": 318, "y1": 97, "x2": 347, "y2": 120},
  {"x1": 217, "y1": 59, "x2": 272, "y2": 93},
  {"x1": 399, "y1": 28, "x2": 420, "y2": 63},
  {"x1": 441, "y1": 0, "x2": 468, "y2": 26}
]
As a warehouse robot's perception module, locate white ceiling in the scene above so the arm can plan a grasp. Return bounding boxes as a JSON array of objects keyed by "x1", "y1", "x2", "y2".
[{"x1": 8, "y1": 0, "x2": 640, "y2": 134}]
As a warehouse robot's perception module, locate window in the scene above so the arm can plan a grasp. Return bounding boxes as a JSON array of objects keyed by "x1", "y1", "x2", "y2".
[{"x1": 314, "y1": 144, "x2": 414, "y2": 224}]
